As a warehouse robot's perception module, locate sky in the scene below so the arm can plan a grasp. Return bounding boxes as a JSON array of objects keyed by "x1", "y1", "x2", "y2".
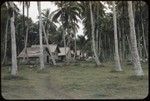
[
  {"x1": 14, "y1": 1, "x2": 112, "y2": 37},
  {"x1": 14, "y1": 1, "x2": 84, "y2": 36}
]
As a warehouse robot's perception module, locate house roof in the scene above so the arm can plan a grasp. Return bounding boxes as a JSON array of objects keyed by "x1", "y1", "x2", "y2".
[
  {"x1": 18, "y1": 47, "x2": 41, "y2": 58},
  {"x1": 31, "y1": 44, "x2": 60, "y2": 53},
  {"x1": 58, "y1": 47, "x2": 70, "y2": 56},
  {"x1": 18, "y1": 44, "x2": 60, "y2": 58}
]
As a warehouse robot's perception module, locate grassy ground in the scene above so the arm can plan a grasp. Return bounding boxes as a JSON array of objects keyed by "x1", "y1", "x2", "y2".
[{"x1": 1, "y1": 61, "x2": 149, "y2": 99}]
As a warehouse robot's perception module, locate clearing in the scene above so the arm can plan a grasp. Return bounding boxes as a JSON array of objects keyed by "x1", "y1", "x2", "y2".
[{"x1": 1, "y1": 61, "x2": 148, "y2": 99}]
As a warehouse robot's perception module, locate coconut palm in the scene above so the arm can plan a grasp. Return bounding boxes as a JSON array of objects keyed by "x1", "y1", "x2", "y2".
[
  {"x1": 41, "y1": 9, "x2": 57, "y2": 42},
  {"x1": 127, "y1": 1, "x2": 144, "y2": 76},
  {"x1": 37, "y1": 2, "x2": 45, "y2": 69},
  {"x1": 89, "y1": 1, "x2": 101, "y2": 65},
  {"x1": 112, "y1": 1, "x2": 122, "y2": 71},
  {"x1": 52, "y1": 1, "x2": 82, "y2": 61},
  {"x1": 6, "y1": 2, "x2": 19, "y2": 76},
  {"x1": 41, "y1": 9, "x2": 59, "y2": 65},
  {"x1": 23, "y1": 2, "x2": 30, "y2": 61}
]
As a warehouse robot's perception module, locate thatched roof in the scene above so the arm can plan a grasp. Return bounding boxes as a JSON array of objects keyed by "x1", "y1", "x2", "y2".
[
  {"x1": 18, "y1": 47, "x2": 41, "y2": 58},
  {"x1": 58, "y1": 47, "x2": 70, "y2": 56},
  {"x1": 31, "y1": 44, "x2": 60, "y2": 53},
  {"x1": 18, "y1": 44, "x2": 60, "y2": 58}
]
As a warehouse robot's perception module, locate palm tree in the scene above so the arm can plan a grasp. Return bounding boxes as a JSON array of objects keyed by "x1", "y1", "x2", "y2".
[
  {"x1": 112, "y1": 1, "x2": 122, "y2": 71},
  {"x1": 52, "y1": 1, "x2": 82, "y2": 61},
  {"x1": 8, "y1": 2, "x2": 18, "y2": 76},
  {"x1": 52, "y1": 1, "x2": 67, "y2": 60},
  {"x1": 42, "y1": 23, "x2": 57, "y2": 65},
  {"x1": 41, "y1": 9, "x2": 57, "y2": 43},
  {"x1": 41, "y1": 9, "x2": 57, "y2": 65},
  {"x1": 41, "y1": 9, "x2": 57, "y2": 37},
  {"x1": 37, "y1": 2, "x2": 45, "y2": 69},
  {"x1": 23, "y1": 2, "x2": 30, "y2": 61},
  {"x1": 127, "y1": 1, "x2": 144, "y2": 76},
  {"x1": 89, "y1": 1, "x2": 101, "y2": 66}
]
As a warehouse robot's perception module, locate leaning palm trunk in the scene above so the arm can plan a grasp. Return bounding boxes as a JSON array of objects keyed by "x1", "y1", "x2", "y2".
[
  {"x1": 112, "y1": 1, "x2": 122, "y2": 71},
  {"x1": 60, "y1": 4, "x2": 67, "y2": 62},
  {"x1": 23, "y1": 6, "x2": 29, "y2": 61},
  {"x1": 2, "y1": 17, "x2": 9, "y2": 65},
  {"x1": 62, "y1": 27, "x2": 67, "y2": 62},
  {"x1": 74, "y1": 33, "x2": 77, "y2": 60},
  {"x1": 10, "y1": 2, "x2": 18, "y2": 76},
  {"x1": 89, "y1": 2, "x2": 101, "y2": 66},
  {"x1": 37, "y1": 2, "x2": 45, "y2": 69},
  {"x1": 127, "y1": 1, "x2": 144, "y2": 76},
  {"x1": 42, "y1": 23, "x2": 56, "y2": 65}
]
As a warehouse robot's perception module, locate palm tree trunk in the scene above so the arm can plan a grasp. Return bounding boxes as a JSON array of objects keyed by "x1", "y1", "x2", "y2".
[
  {"x1": 141, "y1": 19, "x2": 148, "y2": 59},
  {"x1": 42, "y1": 23, "x2": 56, "y2": 65},
  {"x1": 112, "y1": 1, "x2": 122, "y2": 71},
  {"x1": 89, "y1": 2, "x2": 101, "y2": 66},
  {"x1": 74, "y1": 33, "x2": 77, "y2": 60},
  {"x1": 22, "y1": 1, "x2": 26, "y2": 61},
  {"x1": 2, "y1": 17, "x2": 9, "y2": 65},
  {"x1": 23, "y1": 6, "x2": 29, "y2": 61},
  {"x1": 127, "y1": 1, "x2": 144, "y2": 76},
  {"x1": 37, "y1": 2, "x2": 45, "y2": 69},
  {"x1": 10, "y1": 2, "x2": 18, "y2": 76},
  {"x1": 63, "y1": 27, "x2": 67, "y2": 61}
]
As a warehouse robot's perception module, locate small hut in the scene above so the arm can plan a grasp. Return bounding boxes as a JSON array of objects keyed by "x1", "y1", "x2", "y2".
[
  {"x1": 58, "y1": 47, "x2": 72, "y2": 61},
  {"x1": 31, "y1": 44, "x2": 60, "y2": 60},
  {"x1": 18, "y1": 44, "x2": 60, "y2": 64}
]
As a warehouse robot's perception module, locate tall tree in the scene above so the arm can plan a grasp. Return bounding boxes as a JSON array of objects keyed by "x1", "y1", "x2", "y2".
[
  {"x1": 9, "y1": 2, "x2": 18, "y2": 76},
  {"x1": 37, "y1": 2, "x2": 45, "y2": 69},
  {"x1": 127, "y1": 1, "x2": 144, "y2": 76},
  {"x1": 89, "y1": 1, "x2": 101, "y2": 66},
  {"x1": 112, "y1": 1, "x2": 122, "y2": 71},
  {"x1": 42, "y1": 23, "x2": 56, "y2": 65},
  {"x1": 23, "y1": 2, "x2": 30, "y2": 61},
  {"x1": 41, "y1": 9, "x2": 57, "y2": 65},
  {"x1": 52, "y1": 1, "x2": 82, "y2": 61}
]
